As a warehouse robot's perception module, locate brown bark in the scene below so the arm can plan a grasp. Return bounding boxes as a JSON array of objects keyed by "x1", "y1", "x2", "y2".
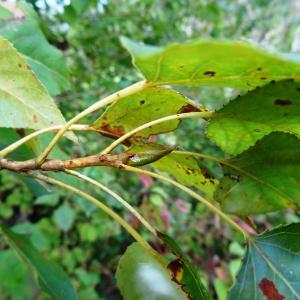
[{"x1": 0, "y1": 153, "x2": 133, "y2": 172}]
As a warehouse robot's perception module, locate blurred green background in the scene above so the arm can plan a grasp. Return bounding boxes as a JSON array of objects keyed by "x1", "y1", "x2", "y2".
[{"x1": 1, "y1": 0, "x2": 300, "y2": 299}]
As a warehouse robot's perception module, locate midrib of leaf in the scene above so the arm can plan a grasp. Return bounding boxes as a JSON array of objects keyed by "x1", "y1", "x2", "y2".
[
  {"x1": 251, "y1": 239, "x2": 300, "y2": 299},
  {"x1": 0, "y1": 85, "x2": 56, "y2": 126}
]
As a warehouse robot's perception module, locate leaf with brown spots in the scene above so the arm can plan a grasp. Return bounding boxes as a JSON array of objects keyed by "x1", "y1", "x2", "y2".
[
  {"x1": 121, "y1": 37, "x2": 300, "y2": 89},
  {"x1": 229, "y1": 223, "x2": 300, "y2": 300},
  {"x1": 151, "y1": 152, "x2": 218, "y2": 199},
  {"x1": 158, "y1": 232, "x2": 212, "y2": 300},
  {"x1": 93, "y1": 86, "x2": 202, "y2": 140},
  {"x1": 215, "y1": 133, "x2": 300, "y2": 215},
  {"x1": 207, "y1": 80, "x2": 300, "y2": 155}
]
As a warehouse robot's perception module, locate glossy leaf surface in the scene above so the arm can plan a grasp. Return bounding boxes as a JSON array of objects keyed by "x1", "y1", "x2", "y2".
[{"x1": 116, "y1": 242, "x2": 188, "y2": 300}]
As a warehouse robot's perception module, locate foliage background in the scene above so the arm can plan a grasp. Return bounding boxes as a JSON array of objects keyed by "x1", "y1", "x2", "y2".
[{"x1": 1, "y1": 0, "x2": 300, "y2": 299}]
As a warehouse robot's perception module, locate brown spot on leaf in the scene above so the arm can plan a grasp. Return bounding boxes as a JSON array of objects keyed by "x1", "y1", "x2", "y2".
[
  {"x1": 15, "y1": 128, "x2": 25, "y2": 138},
  {"x1": 18, "y1": 63, "x2": 22, "y2": 68},
  {"x1": 257, "y1": 67, "x2": 262, "y2": 71},
  {"x1": 259, "y1": 278, "x2": 285, "y2": 300},
  {"x1": 140, "y1": 100, "x2": 145, "y2": 105},
  {"x1": 274, "y1": 99, "x2": 292, "y2": 106},
  {"x1": 167, "y1": 258, "x2": 184, "y2": 284},
  {"x1": 201, "y1": 168, "x2": 212, "y2": 179},
  {"x1": 99, "y1": 123, "x2": 127, "y2": 141},
  {"x1": 260, "y1": 77, "x2": 267, "y2": 80},
  {"x1": 185, "y1": 167, "x2": 195, "y2": 175},
  {"x1": 271, "y1": 80, "x2": 276, "y2": 84},
  {"x1": 32, "y1": 114, "x2": 38, "y2": 123},
  {"x1": 203, "y1": 71, "x2": 216, "y2": 77},
  {"x1": 177, "y1": 104, "x2": 200, "y2": 114}
]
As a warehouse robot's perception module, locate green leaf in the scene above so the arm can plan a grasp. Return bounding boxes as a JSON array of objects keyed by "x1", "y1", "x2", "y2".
[
  {"x1": 71, "y1": 0, "x2": 91, "y2": 14},
  {"x1": 126, "y1": 143, "x2": 174, "y2": 166},
  {"x1": 121, "y1": 37, "x2": 300, "y2": 89},
  {"x1": 116, "y1": 242, "x2": 188, "y2": 300},
  {"x1": 35, "y1": 193, "x2": 60, "y2": 207},
  {"x1": 216, "y1": 133, "x2": 300, "y2": 215},
  {"x1": 158, "y1": 232, "x2": 212, "y2": 300},
  {"x1": 53, "y1": 204, "x2": 76, "y2": 232},
  {"x1": 0, "y1": 2, "x2": 70, "y2": 95},
  {"x1": 93, "y1": 86, "x2": 201, "y2": 140},
  {"x1": 0, "y1": 250, "x2": 36, "y2": 300},
  {"x1": 152, "y1": 152, "x2": 218, "y2": 199},
  {"x1": 0, "y1": 224, "x2": 77, "y2": 300},
  {"x1": 207, "y1": 80, "x2": 300, "y2": 155},
  {"x1": 0, "y1": 36, "x2": 73, "y2": 134},
  {"x1": 229, "y1": 223, "x2": 300, "y2": 300}
]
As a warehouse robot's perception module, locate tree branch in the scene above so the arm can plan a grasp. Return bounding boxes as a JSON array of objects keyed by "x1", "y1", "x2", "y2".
[{"x1": 0, "y1": 153, "x2": 133, "y2": 172}]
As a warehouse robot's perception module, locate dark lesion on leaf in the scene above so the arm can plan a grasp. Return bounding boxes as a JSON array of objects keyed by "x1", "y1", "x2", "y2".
[
  {"x1": 259, "y1": 278, "x2": 285, "y2": 300},
  {"x1": 177, "y1": 104, "x2": 201, "y2": 114},
  {"x1": 185, "y1": 167, "x2": 195, "y2": 175},
  {"x1": 257, "y1": 67, "x2": 262, "y2": 71},
  {"x1": 203, "y1": 71, "x2": 216, "y2": 77},
  {"x1": 98, "y1": 123, "x2": 131, "y2": 145},
  {"x1": 201, "y1": 168, "x2": 213, "y2": 180},
  {"x1": 274, "y1": 99, "x2": 292, "y2": 106},
  {"x1": 140, "y1": 100, "x2": 145, "y2": 105},
  {"x1": 167, "y1": 258, "x2": 184, "y2": 285}
]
